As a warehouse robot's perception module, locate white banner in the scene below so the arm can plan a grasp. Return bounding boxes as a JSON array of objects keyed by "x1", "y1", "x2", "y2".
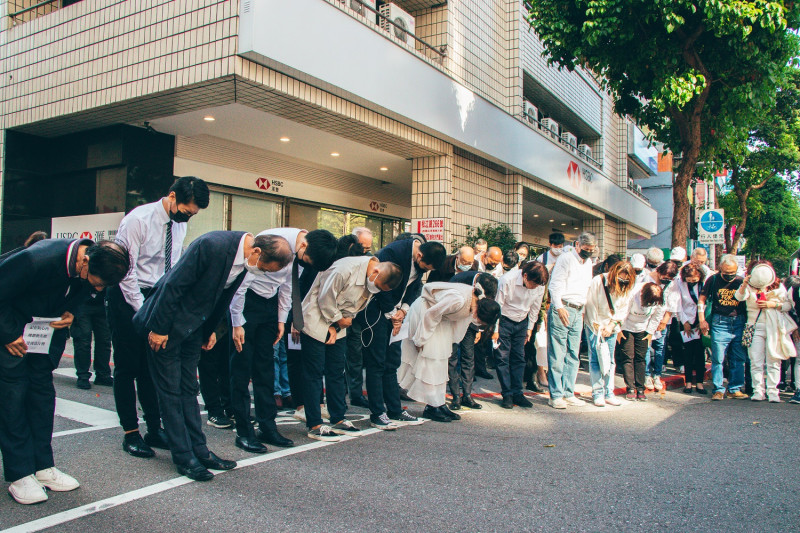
[{"x1": 51, "y1": 213, "x2": 125, "y2": 242}]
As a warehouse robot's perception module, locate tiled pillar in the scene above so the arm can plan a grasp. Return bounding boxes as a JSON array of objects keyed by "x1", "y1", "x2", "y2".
[
  {"x1": 412, "y1": 146, "x2": 454, "y2": 250},
  {"x1": 505, "y1": 172, "x2": 523, "y2": 239},
  {"x1": 581, "y1": 217, "x2": 605, "y2": 259},
  {"x1": 0, "y1": 129, "x2": 5, "y2": 250}
]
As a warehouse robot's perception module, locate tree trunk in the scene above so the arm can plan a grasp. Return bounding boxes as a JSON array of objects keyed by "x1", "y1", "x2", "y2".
[{"x1": 671, "y1": 151, "x2": 699, "y2": 248}]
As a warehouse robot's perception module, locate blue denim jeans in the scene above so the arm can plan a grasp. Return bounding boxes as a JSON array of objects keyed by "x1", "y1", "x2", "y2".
[
  {"x1": 547, "y1": 306, "x2": 583, "y2": 399},
  {"x1": 585, "y1": 326, "x2": 618, "y2": 400},
  {"x1": 645, "y1": 325, "x2": 667, "y2": 378},
  {"x1": 710, "y1": 314, "x2": 747, "y2": 393},
  {"x1": 273, "y1": 339, "x2": 291, "y2": 397}
]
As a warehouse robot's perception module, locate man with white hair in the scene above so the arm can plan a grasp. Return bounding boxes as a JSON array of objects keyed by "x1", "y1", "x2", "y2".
[
  {"x1": 547, "y1": 232, "x2": 597, "y2": 408},
  {"x1": 687, "y1": 247, "x2": 713, "y2": 278},
  {"x1": 474, "y1": 239, "x2": 488, "y2": 264},
  {"x1": 670, "y1": 246, "x2": 687, "y2": 264},
  {"x1": 351, "y1": 227, "x2": 373, "y2": 255},
  {"x1": 644, "y1": 247, "x2": 664, "y2": 273}
]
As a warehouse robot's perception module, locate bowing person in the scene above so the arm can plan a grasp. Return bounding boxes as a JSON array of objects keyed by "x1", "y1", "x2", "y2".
[
  {"x1": 133, "y1": 231, "x2": 293, "y2": 481},
  {"x1": 0, "y1": 239, "x2": 130, "y2": 505},
  {"x1": 300, "y1": 256, "x2": 403, "y2": 441}
]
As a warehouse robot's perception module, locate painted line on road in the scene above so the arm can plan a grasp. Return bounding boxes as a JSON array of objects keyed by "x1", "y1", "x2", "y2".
[
  {"x1": 52, "y1": 425, "x2": 118, "y2": 438},
  {"x1": 2, "y1": 426, "x2": 392, "y2": 533},
  {"x1": 55, "y1": 399, "x2": 120, "y2": 428}
]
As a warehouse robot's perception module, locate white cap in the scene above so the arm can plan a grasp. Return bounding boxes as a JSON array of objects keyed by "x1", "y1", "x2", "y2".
[
  {"x1": 630, "y1": 253, "x2": 646, "y2": 270},
  {"x1": 670, "y1": 246, "x2": 687, "y2": 262},
  {"x1": 749, "y1": 264, "x2": 776, "y2": 289}
]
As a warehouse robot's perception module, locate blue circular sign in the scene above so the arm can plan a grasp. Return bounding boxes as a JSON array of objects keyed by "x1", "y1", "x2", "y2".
[{"x1": 700, "y1": 211, "x2": 724, "y2": 232}]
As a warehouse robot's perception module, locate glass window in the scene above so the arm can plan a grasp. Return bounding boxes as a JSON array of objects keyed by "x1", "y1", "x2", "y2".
[
  {"x1": 184, "y1": 191, "x2": 225, "y2": 246},
  {"x1": 231, "y1": 195, "x2": 282, "y2": 235}
]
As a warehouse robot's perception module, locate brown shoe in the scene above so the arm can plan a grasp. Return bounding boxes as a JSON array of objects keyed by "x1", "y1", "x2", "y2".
[
  {"x1": 711, "y1": 392, "x2": 725, "y2": 401},
  {"x1": 726, "y1": 390, "x2": 749, "y2": 400},
  {"x1": 274, "y1": 395, "x2": 283, "y2": 408}
]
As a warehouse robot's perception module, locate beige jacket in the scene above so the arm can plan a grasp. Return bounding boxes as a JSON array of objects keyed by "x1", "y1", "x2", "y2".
[{"x1": 301, "y1": 256, "x2": 374, "y2": 344}]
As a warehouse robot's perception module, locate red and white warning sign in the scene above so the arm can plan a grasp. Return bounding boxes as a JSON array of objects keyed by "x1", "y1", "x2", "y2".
[{"x1": 412, "y1": 218, "x2": 445, "y2": 242}]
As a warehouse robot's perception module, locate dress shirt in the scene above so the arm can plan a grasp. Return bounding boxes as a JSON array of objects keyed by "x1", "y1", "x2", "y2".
[
  {"x1": 302, "y1": 256, "x2": 373, "y2": 343},
  {"x1": 548, "y1": 249, "x2": 593, "y2": 310},
  {"x1": 675, "y1": 279, "x2": 702, "y2": 326},
  {"x1": 115, "y1": 199, "x2": 187, "y2": 311},
  {"x1": 584, "y1": 274, "x2": 635, "y2": 334},
  {"x1": 495, "y1": 270, "x2": 545, "y2": 330},
  {"x1": 621, "y1": 283, "x2": 661, "y2": 334},
  {"x1": 229, "y1": 228, "x2": 304, "y2": 327},
  {"x1": 224, "y1": 233, "x2": 249, "y2": 289}
]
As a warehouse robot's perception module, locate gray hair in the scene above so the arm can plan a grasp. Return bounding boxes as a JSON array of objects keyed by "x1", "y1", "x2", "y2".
[
  {"x1": 719, "y1": 254, "x2": 738, "y2": 268},
  {"x1": 475, "y1": 238, "x2": 487, "y2": 246},
  {"x1": 577, "y1": 232, "x2": 597, "y2": 247},
  {"x1": 352, "y1": 227, "x2": 373, "y2": 238},
  {"x1": 645, "y1": 247, "x2": 664, "y2": 264},
  {"x1": 691, "y1": 247, "x2": 708, "y2": 259}
]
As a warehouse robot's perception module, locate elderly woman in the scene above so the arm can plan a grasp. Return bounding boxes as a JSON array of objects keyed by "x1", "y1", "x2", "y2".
[
  {"x1": 397, "y1": 282, "x2": 501, "y2": 422},
  {"x1": 618, "y1": 282, "x2": 666, "y2": 401},
  {"x1": 676, "y1": 263, "x2": 708, "y2": 394},
  {"x1": 735, "y1": 261, "x2": 797, "y2": 402},
  {"x1": 583, "y1": 261, "x2": 636, "y2": 406}
]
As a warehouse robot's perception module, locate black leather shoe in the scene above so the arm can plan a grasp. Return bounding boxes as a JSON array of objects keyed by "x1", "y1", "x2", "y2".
[
  {"x1": 422, "y1": 405, "x2": 451, "y2": 422},
  {"x1": 501, "y1": 396, "x2": 514, "y2": 409},
  {"x1": 349, "y1": 395, "x2": 370, "y2": 409},
  {"x1": 256, "y1": 427, "x2": 294, "y2": 448},
  {"x1": 513, "y1": 394, "x2": 533, "y2": 408},
  {"x1": 176, "y1": 459, "x2": 214, "y2": 481},
  {"x1": 94, "y1": 375, "x2": 114, "y2": 386},
  {"x1": 440, "y1": 404, "x2": 461, "y2": 420},
  {"x1": 475, "y1": 369, "x2": 493, "y2": 380},
  {"x1": 235, "y1": 436, "x2": 268, "y2": 454},
  {"x1": 526, "y1": 381, "x2": 542, "y2": 393},
  {"x1": 76, "y1": 379, "x2": 91, "y2": 390},
  {"x1": 143, "y1": 428, "x2": 170, "y2": 450},
  {"x1": 461, "y1": 395, "x2": 482, "y2": 409},
  {"x1": 198, "y1": 451, "x2": 237, "y2": 471},
  {"x1": 122, "y1": 433, "x2": 155, "y2": 458},
  {"x1": 450, "y1": 398, "x2": 462, "y2": 410}
]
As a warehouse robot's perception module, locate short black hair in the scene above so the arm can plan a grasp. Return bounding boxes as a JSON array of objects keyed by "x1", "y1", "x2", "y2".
[
  {"x1": 396, "y1": 232, "x2": 427, "y2": 242},
  {"x1": 334, "y1": 234, "x2": 366, "y2": 262},
  {"x1": 24, "y1": 231, "x2": 48, "y2": 247},
  {"x1": 475, "y1": 272, "x2": 498, "y2": 300},
  {"x1": 419, "y1": 241, "x2": 446, "y2": 270},
  {"x1": 381, "y1": 261, "x2": 404, "y2": 290},
  {"x1": 514, "y1": 241, "x2": 530, "y2": 253},
  {"x1": 86, "y1": 240, "x2": 131, "y2": 286},
  {"x1": 549, "y1": 232, "x2": 566, "y2": 246},
  {"x1": 476, "y1": 299, "x2": 501, "y2": 325},
  {"x1": 656, "y1": 260, "x2": 679, "y2": 279},
  {"x1": 304, "y1": 229, "x2": 338, "y2": 270},
  {"x1": 170, "y1": 176, "x2": 210, "y2": 209},
  {"x1": 503, "y1": 250, "x2": 519, "y2": 268},
  {"x1": 522, "y1": 261, "x2": 549, "y2": 285},
  {"x1": 253, "y1": 234, "x2": 293, "y2": 269}
]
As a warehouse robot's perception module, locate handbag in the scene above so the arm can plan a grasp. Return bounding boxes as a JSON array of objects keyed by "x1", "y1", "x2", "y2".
[{"x1": 742, "y1": 309, "x2": 763, "y2": 348}]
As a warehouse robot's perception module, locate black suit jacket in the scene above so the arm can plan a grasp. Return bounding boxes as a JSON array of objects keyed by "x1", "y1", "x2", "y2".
[
  {"x1": 133, "y1": 231, "x2": 247, "y2": 344},
  {"x1": 449, "y1": 271, "x2": 481, "y2": 286},
  {"x1": 372, "y1": 238, "x2": 423, "y2": 314},
  {"x1": 428, "y1": 254, "x2": 480, "y2": 283},
  {"x1": 0, "y1": 239, "x2": 92, "y2": 368}
]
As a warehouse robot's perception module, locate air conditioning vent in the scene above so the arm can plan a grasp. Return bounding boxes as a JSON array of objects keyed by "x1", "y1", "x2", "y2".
[
  {"x1": 351, "y1": 0, "x2": 376, "y2": 17},
  {"x1": 540, "y1": 118, "x2": 559, "y2": 136},
  {"x1": 380, "y1": 3, "x2": 416, "y2": 44},
  {"x1": 522, "y1": 101, "x2": 538, "y2": 124},
  {"x1": 561, "y1": 132, "x2": 577, "y2": 148},
  {"x1": 578, "y1": 144, "x2": 592, "y2": 159}
]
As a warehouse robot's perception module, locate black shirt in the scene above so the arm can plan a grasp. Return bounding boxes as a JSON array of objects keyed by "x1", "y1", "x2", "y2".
[{"x1": 700, "y1": 274, "x2": 746, "y2": 317}]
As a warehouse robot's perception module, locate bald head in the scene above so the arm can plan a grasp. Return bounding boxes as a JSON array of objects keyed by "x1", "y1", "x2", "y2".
[
  {"x1": 457, "y1": 246, "x2": 475, "y2": 266},
  {"x1": 484, "y1": 247, "x2": 503, "y2": 269}
]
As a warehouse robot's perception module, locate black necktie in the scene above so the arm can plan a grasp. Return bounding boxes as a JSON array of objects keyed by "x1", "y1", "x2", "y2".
[
  {"x1": 291, "y1": 258, "x2": 304, "y2": 330},
  {"x1": 164, "y1": 222, "x2": 173, "y2": 273}
]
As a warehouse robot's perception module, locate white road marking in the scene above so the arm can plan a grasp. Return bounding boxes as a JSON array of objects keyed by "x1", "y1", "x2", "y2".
[
  {"x1": 52, "y1": 426, "x2": 118, "y2": 438},
  {"x1": 54, "y1": 399, "x2": 120, "y2": 428}
]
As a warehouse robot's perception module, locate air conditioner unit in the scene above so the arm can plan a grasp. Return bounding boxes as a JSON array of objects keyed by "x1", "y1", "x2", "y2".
[
  {"x1": 350, "y1": 0, "x2": 376, "y2": 17},
  {"x1": 540, "y1": 118, "x2": 559, "y2": 136},
  {"x1": 380, "y1": 3, "x2": 415, "y2": 44},
  {"x1": 636, "y1": 184, "x2": 643, "y2": 194},
  {"x1": 522, "y1": 101, "x2": 538, "y2": 124},
  {"x1": 578, "y1": 144, "x2": 592, "y2": 159},
  {"x1": 561, "y1": 132, "x2": 578, "y2": 148},
  {"x1": 628, "y1": 179, "x2": 635, "y2": 189}
]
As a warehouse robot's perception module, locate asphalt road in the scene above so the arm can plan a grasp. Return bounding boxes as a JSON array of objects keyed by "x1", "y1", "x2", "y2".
[{"x1": 2, "y1": 358, "x2": 799, "y2": 533}]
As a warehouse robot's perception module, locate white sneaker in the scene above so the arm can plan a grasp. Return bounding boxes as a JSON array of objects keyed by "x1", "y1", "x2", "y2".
[
  {"x1": 548, "y1": 398, "x2": 567, "y2": 409},
  {"x1": 8, "y1": 475, "x2": 47, "y2": 505},
  {"x1": 644, "y1": 376, "x2": 654, "y2": 390},
  {"x1": 565, "y1": 395, "x2": 585, "y2": 406},
  {"x1": 35, "y1": 467, "x2": 79, "y2": 492},
  {"x1": 605, "y1": 395, "x2": 622, "y2": 406},
  {"x1": 768, "y1": 395, "x2": 781, "y2": 403},
  {"x1": 653, "y1": 376, "x2": 663, "y2": 391},
  {"x1": 292, "y1": 407, "x2": 306, "y2": 423},
  {"x1": 307, "y1": 425, "x2": 340, "y2": 442},
  {"x1": 593, "y1": 397, "x2": 606, "y2": 407},
  {"x1": 751, "y1": 393, "x2": 766, "y2": 401},
  {"x1": 320, "y1": 404, "x2": 330, "y2": 421}
]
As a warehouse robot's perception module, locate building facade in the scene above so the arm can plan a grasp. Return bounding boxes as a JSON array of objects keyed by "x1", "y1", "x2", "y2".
[{"x1": 0, "y1": 0, "x2": 656, "y2": 255}]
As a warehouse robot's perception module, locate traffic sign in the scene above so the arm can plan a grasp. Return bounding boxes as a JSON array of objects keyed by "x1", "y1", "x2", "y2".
[{"x1": 698, "y1": 209, "x2": 725, "y2": 244}]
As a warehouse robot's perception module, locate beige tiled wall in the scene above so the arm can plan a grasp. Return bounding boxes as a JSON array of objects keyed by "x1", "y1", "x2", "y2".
[{"x1": 412, "y1": 148, "x2": 454, "y2": 247}]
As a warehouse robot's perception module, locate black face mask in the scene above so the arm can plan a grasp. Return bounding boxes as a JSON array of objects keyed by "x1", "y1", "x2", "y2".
[
  {"x1": 578, "y1": 249, "x2": 592, "y2": 260},
  {"x1": 661, "y1": 278, "x2": 672, "y2": 286},
  {"x1": 721, "y1": 273, "x2": 736, "y2": 283},
  {"x1": 296, "y1": 253, "x2": 312, "y2": 269},
  {"x1": 646, "y1": 262, "x2": 659, "y2": 269},
  {"x1": 503, "y1": 266, "x2": 512, "y2": 272},
  {"x1": 617, "y1": 278, "x2": 630, "y2": 287},
  {"x1": 170, "y1": 209, "x2": 191, "y2": 223},
  {"x1": 688, "y1": 281, "x2": 698, "y2": 288}
]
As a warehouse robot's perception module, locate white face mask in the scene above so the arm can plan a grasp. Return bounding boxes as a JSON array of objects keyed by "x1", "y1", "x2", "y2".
[
  {"x1": 366, "y1": 271, "x2": 381, "y2": 294},
  {"x1": 550, "y1": 246, "x2": 564, "y2": 257},
  {"x1": 245, "y1": 254, "x2": 263, "y2": 275},
  {"x1": 457, "y1": 263, "x2": 471, "y2": 272}
]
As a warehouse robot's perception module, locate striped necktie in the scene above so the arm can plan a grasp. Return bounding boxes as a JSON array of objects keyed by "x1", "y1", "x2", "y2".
[{"x1": 165, "y1": 222, "x2": 173, "y2": 273}]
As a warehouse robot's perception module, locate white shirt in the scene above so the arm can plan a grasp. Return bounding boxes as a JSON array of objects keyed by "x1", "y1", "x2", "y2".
[
  {"x1": 584, "y1": 274, "x2": 635, "y2": 334},
  {"x1": 621, "y1": 283, "x2": 661, "y2": 334},
  {"x1": 495, "y1": 270, "x2": 546, "y2": 330},
  {"x1": 548, "y1": 249, "x2": 594, "y2": 309},
  {"x1": 229, "y1": 228, "x2": 304, "y2": 327},
  {"x1": 535, "y1": 246, "x2": 572, "y2": 268},
  {"x1": 115, "y1": 199, "x2": 187, "y2": 311},
  {"x1": 224, "y1": 233, "x2": 249, "y2": 289},
  {"x1": 675, "y1": 278, "x2": 702, "y2": 325}
]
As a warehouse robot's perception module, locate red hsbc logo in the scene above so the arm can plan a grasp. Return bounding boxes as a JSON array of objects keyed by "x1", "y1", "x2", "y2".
[
  {"x1": 255, "y1": 178, "x2": 271, "y2": 191},
  {"x1": 80, "y1": 231, "x2": 93, "y2": 239},
  {"x1": 567, "y1": 161, "x2": 582, "y2": 190},
  {"x1": 369, "y1": 201, "x2": 379, "y2": 211}
]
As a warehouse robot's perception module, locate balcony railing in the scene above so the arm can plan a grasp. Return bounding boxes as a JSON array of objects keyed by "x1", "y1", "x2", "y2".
[{"x1": 8, "y1": 0, "x2": 62, "y2": 24}]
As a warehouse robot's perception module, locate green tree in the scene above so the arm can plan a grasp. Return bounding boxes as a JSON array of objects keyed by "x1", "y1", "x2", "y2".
[
  {"x1": 527, "y1": 1, "x2": 800, "y2": 247},
  {"x1": 738, "y1": 177, "x2": 800, "y2": 272},
  {"x1": 454, "y1": 223, "x2": 517, "y2": 253}
]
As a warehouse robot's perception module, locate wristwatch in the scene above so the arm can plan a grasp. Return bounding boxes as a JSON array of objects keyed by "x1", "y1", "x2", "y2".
[{"x1": 332, "y1": 323, "x2": 342, "y2": 333}]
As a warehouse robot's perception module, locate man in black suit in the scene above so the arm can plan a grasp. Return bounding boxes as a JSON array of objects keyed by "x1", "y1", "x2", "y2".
[
  {"x1": 133, "y1": 231, "x2": 293, "y2": 481},
  {"x1": 0, "y1": 239, "x2": 130, "y2": 505},
  {"x1": 355, "y1": 237, "x2": 446, "y2": 429},
  {"x1": 427, "y1": 246, "x2": 480, "y2": 283}
]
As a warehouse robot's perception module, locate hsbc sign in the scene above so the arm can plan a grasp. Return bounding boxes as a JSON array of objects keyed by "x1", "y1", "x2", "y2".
[
  {"x1": 254, "y1": 177, "x2": 285, "y2": 194},
  {"x1": 566, "y1": 161, "x2": 594, "y2": 192},
  {"x1": 51, "y1": 213, "x2": 125, "y2": 243}
]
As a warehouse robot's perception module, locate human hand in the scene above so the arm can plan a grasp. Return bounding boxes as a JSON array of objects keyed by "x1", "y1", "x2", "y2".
[
  {"x1": 525, "y1": 330, "x2": 533, "y2": 344},
  {"x1": 232, "y1": 326, "x2": 245, "y2": 353},
  {"x1": 557, "y1": 308, "x2": 570, "y2": 327},
  {"x1": 699, "y1": 320, "x2": 709, "y2": 335},
  {"x1": 326, "y1": 327, "x2": 337, "y2": 345},
  {"x1": 4, "y1": 336, "x2": 27, "y2": 357},
  {"x1": 291, "y1": 324, "x2": 300, "y2": 344},
  {"x1": 274, "y1": 322, "x2": 285, "y2": 346},
  {"x1": 202, "y1": 332, "x2": 217, "y2": 351},
  {"x1": 337, "y1": 317, "x2": 353, "y2": 328},
  {"x1": 50, "y1": 312, "x2": 74, "y2": 329},
  {"x1": 148, "y1": 332, "x2": 168, "y2": 352}
]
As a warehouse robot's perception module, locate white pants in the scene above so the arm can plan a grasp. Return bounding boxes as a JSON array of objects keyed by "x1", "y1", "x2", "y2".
[
  {"x1": 749, "y1": 322, "x2": 781, "y2": 399},
  {"x1": 794, "y1": 340, "x2": 800, "y2": 389}
]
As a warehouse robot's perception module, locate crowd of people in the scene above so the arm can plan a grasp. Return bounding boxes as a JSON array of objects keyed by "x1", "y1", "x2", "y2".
[{"x1": 2, "y1": 176, "x2": 799, "y2": 505}]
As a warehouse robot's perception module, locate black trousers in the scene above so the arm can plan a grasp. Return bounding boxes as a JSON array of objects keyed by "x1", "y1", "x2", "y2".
[
  {"x1": 345, "y1": 321, "x2": 365, "y2": 398},
  {"x1": 618, "y1": 330, "x2": 649, "y2": 392},
  {"x1": 0, "y1": 351, "x2": 57, "y2": 482},
  {"x1": 474, "y1": 334, "x2": 490, "y2": 374},
  {"x1": 148, "y1": 330, "x2": 208, "y2": 465},
  {"x1": 356, "y1": 304, "x2": 403, "y2": 417},
  {"x1": 198, "y1": 324, "x2": 231, "y2": 418},
  {"x1": 496, "y1": 316, "x2": 528, "y2": 397},
  {"x1": 301, "y1": 334, "x2": 347, "y2": 428},
  {"x1": 229, "y1": 291, "x2": 278, "y2": 438},
  {"x1": 71, "y1": 302, "x2": 112, "y2": 381},
  {"x1": 448, "y1": 327, "x2": 477, "y2": 397},
  {"x1": 683, "y1": 338, "x2": 706, "y2": 385},
  {"x1": 522, "y1": 330, "x2": 540, "y2": 387},
  {"x1": 106, "y1": 285, "x2": 162, "y2": 433}
]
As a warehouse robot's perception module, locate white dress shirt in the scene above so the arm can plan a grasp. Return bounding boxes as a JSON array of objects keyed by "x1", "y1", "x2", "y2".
[
  {"x1": 495, "y1": 270, "x2": 546, "y2": 330},
  {"x1": 584, "y1": 274, "x2": 635, "y2": 334},
  {"x1": 224, "y1": 233, "x2": 249, "y2": 289},
  {"x1": 548, "y1": 249, "x2": 593, "y2": 310},
  {"x1": 229, "y1": 228, "x2": 304, "y2": 327},
  {"x1": 621, "y1": 283, "x2": 661, "y2": 334},
  {"x1": 675, "y1": 279, "x2": 701, "y2": 326},
  {"x1": 115, "y1": 199, "x2": 187, "y2": 311}
]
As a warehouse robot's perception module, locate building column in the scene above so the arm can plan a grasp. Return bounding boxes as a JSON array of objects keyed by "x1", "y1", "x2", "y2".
[
  {"x1": 0, "y1": 129, "x2": 5, "y2": 249},
  {"x1": 505, "y1": 172, "x2": 523, "y2": 239},
  {"x1": 412, "y1": 146, "x2": 454, "y2": 249},
  {"x1": 582, "y1": 217, "x2": 605, "y2": 258}
]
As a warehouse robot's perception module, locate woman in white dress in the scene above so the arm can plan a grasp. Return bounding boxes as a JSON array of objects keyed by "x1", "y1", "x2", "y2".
[{"x1": 398, "y1": 282, "x2": 501, "y2": 422}]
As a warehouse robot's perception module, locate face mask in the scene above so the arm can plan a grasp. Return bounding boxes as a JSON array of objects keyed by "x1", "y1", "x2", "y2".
[
  {"x1": 170, "y1": 209, "x2": 191, "y2": 223},
  {"x1": 366, "y1": 272, "x2": 381, "y2": 294},
  {"x1": 721, "y1": 273, "x2": 736, "y2": 282},
  {"x1": 646, "y1": 262, "x2": 659, "y2": 269},
  {"x1": 244, "y1": 254, "x2": 263, "y2": 275},
  {"x1": 457, "y1": 263, "x2": 471, "y2": 272},
  {"x1": 617, "y1": 278, "x2": 630, "y2": 287},
  {"x1": 578, "y1": 249, "x2": 592, "y2": 260},
  {"x1": 661, "y1": 278, "x2": 671, "y2": 286},
  {"x1": 550, "y1": 247, "x2": 564, "y2": 257},
  {"x1": 688, "y1": 281, "x2": 698, "y2": 288},
  {"x1": 503, "y1": 265, "x2": 512, "y2": 272},
  {"x1": 296, "y1": 252, "x2": 312, "y2": 269}
]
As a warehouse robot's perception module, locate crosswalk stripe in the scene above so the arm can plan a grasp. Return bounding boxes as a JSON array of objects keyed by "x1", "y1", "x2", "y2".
[{"x1": 55, "y1": 399, "x2": 120, "y2": 428}]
